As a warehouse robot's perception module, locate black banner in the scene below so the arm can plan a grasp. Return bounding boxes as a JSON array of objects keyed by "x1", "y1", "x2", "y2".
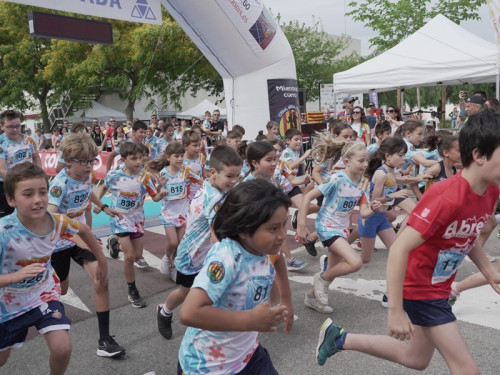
[{"x1": 267, "y1": 78, "x2": 301, "y2": 138}]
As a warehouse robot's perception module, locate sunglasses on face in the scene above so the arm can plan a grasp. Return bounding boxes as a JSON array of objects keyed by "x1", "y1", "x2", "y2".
[
  {"x1": 352, "y1": 111, "x2": 362, "y2": 114},
  {"x1": 387, "y1": 109, "x2": 395, "y2": 113}
]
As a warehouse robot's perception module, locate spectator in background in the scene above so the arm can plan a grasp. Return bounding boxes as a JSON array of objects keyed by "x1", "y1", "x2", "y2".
[
  {"x1": 449, "y1": 107, "x2": 459, "y2": 129},
  {"x1": 322, "y1": 108, "x2": 332, "y2": 123},
  {"x1": 485, "y1": 97, "x2": 500, "y2": 112},
  {"x1": 33, "y1": 128, "x2": 46, "y2": 150},
  {"x1": 365, "y1": 106, "x2": 377, "y2": 131},
  {"x1": 385, "y1": 105, "x2": 404, "y2": 134},
  {"x1": 91, "y1": 123, "x2": 105, "y2": 149},
  {"x1": 337, "y1": 97, "x2": 355, "y2": 123},
  {"x1": 429, "y1": 111, "x2": 440, "y2": 130}
]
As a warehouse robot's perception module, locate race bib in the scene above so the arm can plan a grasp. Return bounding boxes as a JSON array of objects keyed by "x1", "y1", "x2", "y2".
[
  {"x1": 13, "y1": 149, "x2": 29, "y2": 163},
  {"x1": 166, "y1": 182, "x2": 186, "y2": 200},
  {"x1": 4, "y1": 268, "x2": 50, "y2": 293},
  {"x1": 245, "y1": 275, "x2": 273, "y2": 309},
  {"x1": 336, "y1": 196, "x2": 357, "y2": 213},
  {"x1": 432, "y1": 250, "x2": 467, "y2": 284},
  {"x1": 118, "y1": 193, "x2": 139, "y2": 210}
]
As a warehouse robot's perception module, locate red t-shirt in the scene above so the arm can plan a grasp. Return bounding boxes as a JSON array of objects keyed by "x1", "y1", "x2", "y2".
[{"x1": 404, "y1": 172, "x2": 499, "y2": 300}]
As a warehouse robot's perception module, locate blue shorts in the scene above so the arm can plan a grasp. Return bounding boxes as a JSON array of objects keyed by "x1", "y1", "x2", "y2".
[
  {"x1": 403, "y1": 298, "x2": 456, "y2": 327},
  {"x1": 177, "y1": 344, "x2": 277, "y2": 374},
  {"x1": 358, "y1": 212, "x2": 392, "y2": 238},
  {"x1": 0, "y1": 301, "x2": 71, "y2": 351}
]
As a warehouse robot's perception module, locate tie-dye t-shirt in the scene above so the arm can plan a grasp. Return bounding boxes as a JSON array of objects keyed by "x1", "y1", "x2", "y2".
[
  {"x1": 316, "y1": 171, "x2": 369, "y2": 241},
  {"x1": 0, "y1": 135, "x2": 37, "y2": 182},
  {"x1": 174, "y1": 181, "x2": 224, "y2": 275},
  {"x1": 0, "y1": 212, "x2": 80, "y2": 323},
  {"x1": 178, "y1": 238, "x2": 275, "y2": 374}
]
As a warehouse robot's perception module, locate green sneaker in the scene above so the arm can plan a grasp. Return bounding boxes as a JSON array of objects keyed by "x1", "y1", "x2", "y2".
[{"x1": 316, "y1": 318, "x2": 346, "y2": 366}]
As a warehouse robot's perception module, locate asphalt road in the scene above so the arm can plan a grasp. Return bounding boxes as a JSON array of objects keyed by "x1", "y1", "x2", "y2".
[{"x1": 3, "y1": 213, "x2": 500, "y2": 375}]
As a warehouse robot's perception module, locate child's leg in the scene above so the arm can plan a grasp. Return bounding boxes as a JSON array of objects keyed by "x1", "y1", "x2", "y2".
[
  {"x1": 44, "y1": 330, "x2": 72, "y2": 375},
  {"x1": 165, "y1": 285, "x2": 191, "y2": 311},
  {"x1": 359, "y1": 236, "x2": 376, "y2": 264},
  {"x1": 173, "y1": 226, "x2": 186, "y2": 260},
  {"x1": 117, "y1": 235, "x2": 136, "y2": 283},
  {"x1": 322, "y1": 239, "x2": 362, "y2": 281},
  {"x1": 131, "y1": 236, "x2": 144, "y2": 262},
  {"x1": 164, "y1": 226, "x2": 182, "y2": 260},
  {"x1": 83, "y1": 259, "x2": 110, "y2": 312},
  {"x1": 0, "y1": 349, "x2": 11, "y2": 367}
]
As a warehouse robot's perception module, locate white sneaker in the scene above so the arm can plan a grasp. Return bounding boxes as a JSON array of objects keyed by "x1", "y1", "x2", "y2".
[
  {"x1": 313, "y1": 272, "x2": 331, "y2": 306},
  {"x1": 159, "y1": 256, "x2": 170, "y2": 275},
  {"x1": 319, "y1": 255, "x2": 328, "y2": 272},
  {"x1": 304, "y1": 293, "x2": 333, "y2": 314},
  {"x1": 169, "y1": 267, "x2": 177, "y2": 283}
]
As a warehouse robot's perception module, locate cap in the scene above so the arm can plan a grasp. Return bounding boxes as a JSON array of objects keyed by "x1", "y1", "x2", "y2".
[
  {"x1": 343, "y1": 96, "x2": 355, "y2": 103},
  {"x1": 368, "y1": 102, "x2": 376, "y2": 107},
  {"x1": 425, "y1": 120, "x2": 435, "y2": 126},
  {"x1": 467, "y1": 96, "x2": 485, "y2": 105}
]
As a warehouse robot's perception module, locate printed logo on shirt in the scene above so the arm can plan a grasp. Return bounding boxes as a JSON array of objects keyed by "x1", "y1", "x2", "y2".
[
  {"x1": 443, "y1": 215, "x2": 488, "y2": 239},
  {"x1": 50, "y1": 186, "x2": 62, "y2": 198},
  {"x1": 207, "y1": 261, "x2": 225, "y2": 283},
  {"x1": 421, "y1": 208, "x2": 430, "y2": 218}
]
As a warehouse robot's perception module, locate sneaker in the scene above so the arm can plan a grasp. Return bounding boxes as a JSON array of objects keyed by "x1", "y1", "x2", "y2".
[
  {"x1": 304, "y1": 293, "x2": 333, "y2": 314},
  {"x1": 313, "y1": 272, "x2": 330, "y2": 305},
  {"x1": 159, "y1": 256, "x2": 170, "y2": 275},
  {"x1": 96, "y1": 336, "x2": 125, "y2": 358},
  {"x1": 128, "y1": 289, "x2": 147, "y2": 308},
  {"x1": 156, "y1": 305, "x2": 173, "y2": 339},
  {"x1": 135, "y1": 257, "x2": 149, "y2": 269},
  {"x1": 305, "y1": 240, "x2": 317, "y2": 257},
  {"x1": 169, "y1": 267, "x2": 177, "y2": 283},
  {"x1": 316, "y1": 318, "x2": 346, "y2": 366},
  {"x1": 291, "y1": 210, "x2": 298, "y2": 230},
  {"x1": 107, "y1": 236, "x2": 120, "y2": 259},
  {"x1": 286, "y1": 257, "x2": 307, "y2": 271},
  {"x1": 381, "y1": 294, "x2": 389, "y2": 308},
  {"x1": 319, "y1": 254, "x2": 328, "y2": 272}
]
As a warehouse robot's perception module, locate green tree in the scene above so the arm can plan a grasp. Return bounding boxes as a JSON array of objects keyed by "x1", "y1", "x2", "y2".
[
  {"x1": 347, "y1": 0, "x2": 485, "y2": 54},
  {"x1": 278, "y1": 16, "x2": 365, "y2": 102}
]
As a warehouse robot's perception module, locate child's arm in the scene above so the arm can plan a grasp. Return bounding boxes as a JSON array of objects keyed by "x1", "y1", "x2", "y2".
[
  {"x1": 412, "y1": 152, "x2": 439, "y2": 168},
  {"x1": 296, "y1": 187, "x2": 322, "y2": 242},
  {"x1": 92, "y1": 185, "x2": 109, "y2": 214},
  {"x1": 179, "y1": 288, "x2": 287, "y2": 332},
  {"x1": 272, "y1": 254, "x2": 294, "y2": 334},
  {"x1": 467, "y1": 242, "x2": 500, "y2": 294},
  {"x1": 105, "y1": 149, "x2": 118, "y2": 172},
  {"x1": 152, "y1": 189, "x2": 167, "y2": 202},
  {"x1": 90, "y1": 191, "x2": 123, "y2": 219},
  {"x1": 287, "y1": 173, "x2": 310, "y2": 187},
  {"x1": 286, "y1": 149, "x2": 311, "y2": 171},
  {"x1": 0, "y1": 263, "x2": 47, "y2": 288},
  {"x1": 386, "y1": 226, "x2": 424, "y2": 341},
  {"x1": 311, "y1": 164, "x2": 324, "y2": 185}
]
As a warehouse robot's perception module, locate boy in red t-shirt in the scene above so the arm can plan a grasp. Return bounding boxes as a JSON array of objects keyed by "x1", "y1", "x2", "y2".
[{"x1": 315, "y1": 109, "x2": 500, "y2": 374}]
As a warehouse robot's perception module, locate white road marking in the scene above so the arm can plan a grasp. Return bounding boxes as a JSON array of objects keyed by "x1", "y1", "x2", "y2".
[
  {"x1": 60, "y1": 287, "x2": 91, "y2": 313},
  {"x1": 288, "y1": 275, "x2": 500, "y2": 330}
]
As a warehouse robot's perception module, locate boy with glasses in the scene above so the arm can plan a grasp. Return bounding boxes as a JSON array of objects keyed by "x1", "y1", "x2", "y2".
[
  {"x1": 48, "y1": 132, "x2": 125, "y2": 357},
  {"x1": 0, "y1": 110, "x2": 41, "y2": 217}
]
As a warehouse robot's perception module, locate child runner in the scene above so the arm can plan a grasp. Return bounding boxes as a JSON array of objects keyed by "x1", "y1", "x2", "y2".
[
  {"x1": 156, "y1": 145, "x2": 242, "y2": 340},
  {"x1": 265, "y1": 120, "x2": 280, "y2": 139},
  {"x1": 145, "y1": 125, "x2": 159, "y2": 160},
  {"x1": 154, "y1": 123, "x2": 175, "y2": 157},
  {"x1": 315, "y1": 109, "x2": 500, "y2": 374},
  {"x1": 146, "y1": 142, "x2": 202, "y2": 280},
  {"x1": 226, "y1": 130, "x2": 242, "y2": 151},
  {"x1": 367, "y1": 121, "x2": 392, "y2": 157},
  {"x1": 297, "y1": 141, "x2": 383, "y2": 313},
  {"x1": 244, "y1": 141, "x2": 308, "y2": 271},
  {"x1": 178, "y1": 179, "x2": 292, "y2": 374},
  {"x1": 182, "y1": 130, "x2": 207, "y2": 199},
  {"x1": 97, "y1": 142, "x2": 165, "y2": 308},
  {"x1": 48, "y1": 133, "x2": 125, "y2": 357},
  {"x1": 0, "y1": 163, "x2": 106, "y2": 374},
  {"x1": 0, "y1": 109, "x2": 41, "y2": 218}
]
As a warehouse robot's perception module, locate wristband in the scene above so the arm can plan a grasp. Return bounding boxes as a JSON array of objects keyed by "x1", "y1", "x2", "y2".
[
  {"x1": 385, "y1": 193, "x2": 393, "y2": 201},
  {"x1": 100, "y1": 204, "x2": 109, "y2": 211}
]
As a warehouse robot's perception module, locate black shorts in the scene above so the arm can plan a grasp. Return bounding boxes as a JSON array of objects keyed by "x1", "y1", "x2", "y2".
[
  {"x1": 287, "y1": 185, "x2": 302, "y2": 198},
  {"x1": 403, "y1": 298, "x2": 456, "y2": 327},
  {"x1": 116, "y1": 232, "x2": 144, "y2": 240},
  {"x1": 51, "y1": 245, "x2": 97, "y2": 282},
  {"x1": 321, "y1": 235, "x2": 342, "y2": 248},
  {"x1": 0, "y1": 181, "x2": 14, "y2": 218},
  {"x1": 175, "y1": 270, "x2": 198, "y2": 288},
  {"x1": 316, "y1": 194, "x2": 324, "y2": 207}
]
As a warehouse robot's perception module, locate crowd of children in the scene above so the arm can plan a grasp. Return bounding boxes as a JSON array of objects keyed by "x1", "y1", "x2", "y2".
[{"x1": 1, "y1": 107, "x2": 500, "y2": 374}]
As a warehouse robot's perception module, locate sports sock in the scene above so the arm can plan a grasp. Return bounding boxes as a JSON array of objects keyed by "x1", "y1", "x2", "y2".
[
  {"x1": 160, "y1": 304, "x2": 173, "y2": 317},
  {"x1": 96, "y1": 310, "x2": 110, "y2": 341},
  {"x1": 127, "y1": 281, "x2": 137, "y2": 293}
]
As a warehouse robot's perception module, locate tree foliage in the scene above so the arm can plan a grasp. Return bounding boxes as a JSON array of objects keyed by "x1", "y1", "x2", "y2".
[
  {"x1": 347, "y1": 0, "x2": 485, "y2": 54},
  {"x1": 278, "y1": 16, "x2": 365, "y2": 102},
  {"x1": 0, "y1": 3, "x2": 222, "y2": 130}
]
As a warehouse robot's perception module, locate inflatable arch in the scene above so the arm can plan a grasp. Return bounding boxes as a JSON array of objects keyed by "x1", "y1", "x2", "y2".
[{"x1": 162, "y1": 0, "x2": 300, "y2": 139}]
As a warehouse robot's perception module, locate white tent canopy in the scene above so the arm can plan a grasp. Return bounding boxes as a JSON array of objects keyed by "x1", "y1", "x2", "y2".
[
  {"x1": 67, "y1": 101, "x2": 127, "y2": 122},
  {"x1": 333, "y1": 14, "x2": 499, "y2": 94},
  {"x1": 175, "y1": 99, "x2": 226, "y2": 120}
]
